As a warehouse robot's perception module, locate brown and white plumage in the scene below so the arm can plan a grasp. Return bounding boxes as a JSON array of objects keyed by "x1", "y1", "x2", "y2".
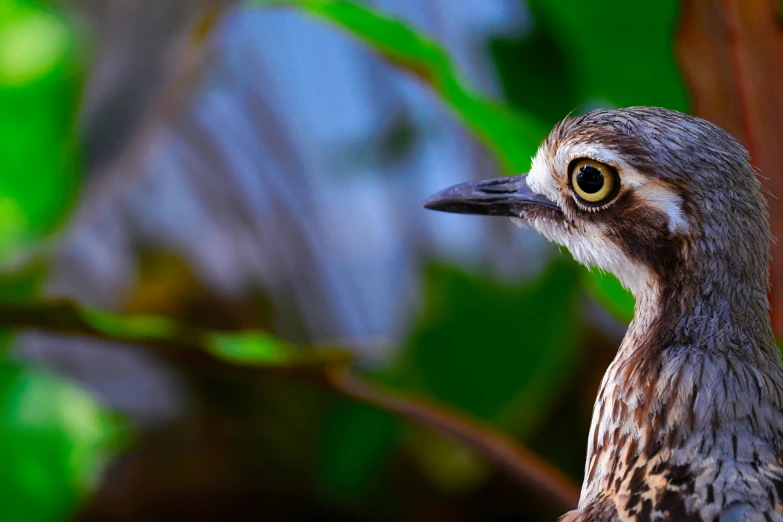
[{"x1": 424, "y1": 107, "x2": 783, "y2": 521}]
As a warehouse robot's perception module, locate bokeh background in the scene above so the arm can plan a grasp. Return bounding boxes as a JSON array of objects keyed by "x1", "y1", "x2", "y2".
[{"x1": 1, "y1": 0, "x2": 782, "y2": 521}]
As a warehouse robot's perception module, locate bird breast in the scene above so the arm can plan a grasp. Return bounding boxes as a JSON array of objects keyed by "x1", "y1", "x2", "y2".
[{"x1": 577, "y1": 333, "x2": 783, "y2": 521}]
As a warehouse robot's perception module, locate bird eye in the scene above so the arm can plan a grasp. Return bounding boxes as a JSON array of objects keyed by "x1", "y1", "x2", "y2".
[{"x1": 569, "y1": 159, "x2": 619, "y2": 206}]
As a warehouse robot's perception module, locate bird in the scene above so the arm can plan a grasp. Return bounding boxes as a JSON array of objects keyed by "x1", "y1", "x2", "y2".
[{"x1": 423, "y1": 107, "x2": 783, "y2": 521}]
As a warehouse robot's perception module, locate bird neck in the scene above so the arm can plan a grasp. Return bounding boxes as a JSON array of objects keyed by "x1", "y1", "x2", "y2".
[
  {"x1": 580, "y1": 257, "x2": 783, "y2": 504},
  {"x1": 624, "y1": 251, "x2": 777, "y2": 362}
]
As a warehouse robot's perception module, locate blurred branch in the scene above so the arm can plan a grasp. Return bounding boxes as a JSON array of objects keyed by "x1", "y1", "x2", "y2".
[
  {"x1": 77, "y1": 0, "x2": 230, "y2": 176},
  {"x1": 69, "y1": 0, "x2": 236, "y2": 243},
  {"x1": 0, "y1": 299, "x2": 579, "y2": 511},
  {"x1": 326, "y1": 366, "x2": 580, "y2": 511},
  {"x1": 0, "y1": 300, "x2": 351, "y2": 369}
]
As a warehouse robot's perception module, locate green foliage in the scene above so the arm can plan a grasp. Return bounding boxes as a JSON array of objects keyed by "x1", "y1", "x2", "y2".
[
  {"x1": 490, "y1": 0, "x2": 687, "y2": 122},
  {"x1": 528, "y1": 0, "x2": 688, "y2": 112},
  {"x1": 0, "y1": 2, "x2": 82, "y2": 260},
  {"x1": 489, "y1": 7, "x2": 578, "y2": 124},
  {"x1": 209, "y1": 332, "x2": 293, "y2": 363},
  {"x1": 0, "y1": 361, "x2": 123, "y2": 522}
]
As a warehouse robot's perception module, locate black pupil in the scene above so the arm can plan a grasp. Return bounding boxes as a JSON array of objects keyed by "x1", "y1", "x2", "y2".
[{"x1": 576, "y1": 165, "x2": 604, "y2": 194}]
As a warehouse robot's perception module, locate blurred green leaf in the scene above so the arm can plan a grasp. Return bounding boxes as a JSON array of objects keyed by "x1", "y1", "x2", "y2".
[
  {"x1": 0, "y1": 2, "x2": 82, "y2": 261},
  {"x1": 528, "y1": 0, "x2": 688, "y2": 112},
  {"x1": 0, "y1": 8, "x2": 71, "y2": 86},
  {"x1": 0, "y1": 361, "x2": 123, "y2": 522},
  {"x1": 489, "y1": 5, "x2": 580, "y2": 125},
  {"x1": 248, "y1": 0, "x2": 547, "y2": 172},
  {"x1": 209, "y1": 332, "x2": 292, "y2": 364}
]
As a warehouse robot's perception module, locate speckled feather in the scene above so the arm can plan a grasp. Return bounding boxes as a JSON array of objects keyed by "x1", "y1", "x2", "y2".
[{"x1": 518, "y1": 108, "x2": 783, "y2": 522}]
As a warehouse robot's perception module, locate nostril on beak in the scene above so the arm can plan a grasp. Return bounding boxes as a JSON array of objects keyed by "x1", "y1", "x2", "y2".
[
  {"x1": 474, "y1": 178, "x2": 519, "y2": 194},
  {"x1": 477, "y1": 186, "x2": 517, "y2": 194}
]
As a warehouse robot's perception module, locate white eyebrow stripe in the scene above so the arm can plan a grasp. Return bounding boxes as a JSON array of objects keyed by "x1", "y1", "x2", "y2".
[
  {"x1": 634, "y1": 181, "x2": 689, "y2": 234},
  {"x1": 616, "y1": 168, "x2": 647, "y2": 189},
  {"x1": 561, "y1": 144, "x2": 624, "y2": 171}
]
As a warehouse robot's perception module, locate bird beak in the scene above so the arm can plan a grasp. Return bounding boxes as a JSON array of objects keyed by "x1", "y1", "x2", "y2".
[{"x1": 423, "y1": 175, "x2": 559, "y2": 216}]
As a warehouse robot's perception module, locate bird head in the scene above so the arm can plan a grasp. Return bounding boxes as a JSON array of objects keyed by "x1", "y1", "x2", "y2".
[{"x1": 425, "y1": 107, "x2": 770, "y2": 312}]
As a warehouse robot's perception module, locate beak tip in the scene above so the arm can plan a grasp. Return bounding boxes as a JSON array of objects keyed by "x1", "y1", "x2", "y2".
[
  {"x1": 422, "y1": 189, "x2": 452, "y2": 212},
  {"x1": 422, "y1": 199, "x2": 438, "y2": 211}
]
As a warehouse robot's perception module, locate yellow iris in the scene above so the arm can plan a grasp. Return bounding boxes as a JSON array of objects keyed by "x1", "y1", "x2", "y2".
[{"x1": 570, "y1": 159, "x2": 618, "y2": 205}]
